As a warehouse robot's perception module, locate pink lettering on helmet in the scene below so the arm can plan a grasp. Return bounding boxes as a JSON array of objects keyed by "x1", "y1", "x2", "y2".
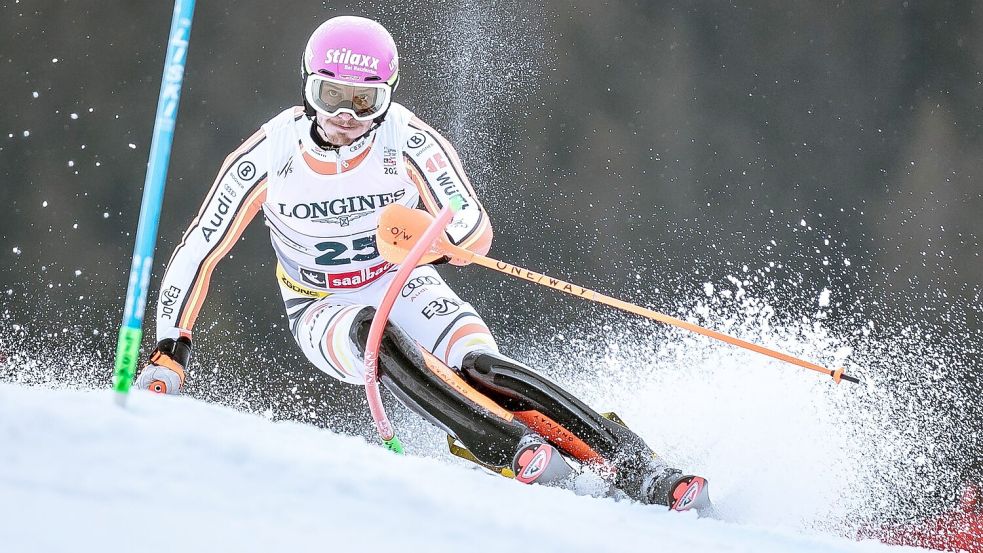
[{"x1": 324, "y1": 48, "x2": 381, "y2": 71}]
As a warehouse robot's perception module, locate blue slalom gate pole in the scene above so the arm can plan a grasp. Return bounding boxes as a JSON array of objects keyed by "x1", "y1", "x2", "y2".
[{"x1": 113, "y1": 0, "x2": 196, "y2": 403}]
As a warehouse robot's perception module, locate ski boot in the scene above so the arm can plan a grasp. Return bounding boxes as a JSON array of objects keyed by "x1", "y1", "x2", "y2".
[
  {"x1": 643, "y1": 467, "x2": 716, "y2": 516},
  {"x1": 511, "y1": 434, "x2": 576, "y2": 487}
]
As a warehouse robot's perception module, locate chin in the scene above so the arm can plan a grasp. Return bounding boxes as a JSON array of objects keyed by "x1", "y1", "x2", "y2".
[
  {"x1": 315, "y1": 116, "x2": 371, "y2": 145},
  {"x1": 324, "y1": 133, "x2": 354, "y2": 146},
  {"x1": 329, "y1": 125, "x2": 368, "y2": 143}
]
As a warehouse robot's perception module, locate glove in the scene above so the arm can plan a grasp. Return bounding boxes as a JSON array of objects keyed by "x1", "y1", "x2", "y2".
[{"x1": 135, "y1": 337, "x2": 192, "y2": 395}]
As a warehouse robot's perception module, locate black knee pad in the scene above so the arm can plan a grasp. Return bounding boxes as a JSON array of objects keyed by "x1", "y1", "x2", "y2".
[
  {"x1": 350, "y1": 308, "x2": 526, "y2": 466},
  {"x1": 460, "y1": 351, "x2": 654, "y2": 469}
]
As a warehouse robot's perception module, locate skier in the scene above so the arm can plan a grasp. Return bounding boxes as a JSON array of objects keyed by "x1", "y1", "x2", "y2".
[{"x1": 135, "y1": 15, "x2": 712, "y2": 513}]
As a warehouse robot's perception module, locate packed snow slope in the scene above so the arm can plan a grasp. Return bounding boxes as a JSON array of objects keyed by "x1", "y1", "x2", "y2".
[{"x1": 0, "y1": 383, "x2": 921, "y2": 553}]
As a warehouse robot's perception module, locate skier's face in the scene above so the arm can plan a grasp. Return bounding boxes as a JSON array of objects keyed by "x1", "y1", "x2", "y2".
[{"x1": 316, "y1": 112, "x2": 372, "y2": 146}]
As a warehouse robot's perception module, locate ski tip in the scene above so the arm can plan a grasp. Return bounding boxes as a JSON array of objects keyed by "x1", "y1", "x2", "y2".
[{"x1": 670, "y1": 476, "x2": 715, "y2": 517}]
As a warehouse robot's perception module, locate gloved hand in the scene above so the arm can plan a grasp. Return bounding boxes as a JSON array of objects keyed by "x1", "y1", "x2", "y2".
[{"x1": 135, "y1": 337, "x2": 192, "y2": 395}]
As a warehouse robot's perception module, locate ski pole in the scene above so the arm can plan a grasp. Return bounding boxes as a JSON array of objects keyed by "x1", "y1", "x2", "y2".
[
  {"x1": 112, "y1": 0, "x2": 197, "y2": 405},
  {"x1": 377, "y1": 204, "x2": 861, "y2": 385},
  {"x1": 364, "y1": 198, "x2": 463, "y2": 453}
]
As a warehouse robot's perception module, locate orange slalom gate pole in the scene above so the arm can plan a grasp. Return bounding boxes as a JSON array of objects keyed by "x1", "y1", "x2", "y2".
[
  {"x1": 377, "y1": 204, "x2": 860, "y2": 385},
  {"x1": 364, "y1": 201, "x2": 459, "y2": 453}
]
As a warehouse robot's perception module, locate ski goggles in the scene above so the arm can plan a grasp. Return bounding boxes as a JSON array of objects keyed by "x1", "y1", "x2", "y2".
[{"x1": 304, "y1": 74, "x2": 392, "y2": 121}]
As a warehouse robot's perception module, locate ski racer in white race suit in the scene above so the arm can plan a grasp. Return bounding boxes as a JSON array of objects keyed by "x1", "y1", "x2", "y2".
[{"x1": 136, "y1": 15, "x2": 712, "y2": 513}]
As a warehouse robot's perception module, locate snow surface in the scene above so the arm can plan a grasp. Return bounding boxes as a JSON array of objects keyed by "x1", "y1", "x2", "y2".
[{"x1": 0, "y1": 383, "x2": 924, "y2": 553}]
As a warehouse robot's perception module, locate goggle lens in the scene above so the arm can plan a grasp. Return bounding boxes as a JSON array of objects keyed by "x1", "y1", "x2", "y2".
[{"x1": 305, "y1": 76, "x2": 390, "y2": 121}]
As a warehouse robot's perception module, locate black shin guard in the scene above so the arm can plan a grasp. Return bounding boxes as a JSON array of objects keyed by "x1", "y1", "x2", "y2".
[
  {"x1": 460, "y1": 351, "x2": 659, "y2": 497},
  {"x1": 350, "y1": 308, "x2": 527, "y2": 467}
]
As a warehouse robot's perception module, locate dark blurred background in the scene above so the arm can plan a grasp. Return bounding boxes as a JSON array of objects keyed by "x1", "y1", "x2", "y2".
[{"x1": 1, "y1": 0, "x2": 981, "y2": 495}]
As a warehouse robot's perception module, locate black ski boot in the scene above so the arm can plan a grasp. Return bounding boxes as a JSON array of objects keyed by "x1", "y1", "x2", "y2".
[
  {"x1": 642, "y1": 466, "x2": 716, "y2": 516},
  {"x1": 511, "y1": 434, "x2": 576, "y2": 487}
]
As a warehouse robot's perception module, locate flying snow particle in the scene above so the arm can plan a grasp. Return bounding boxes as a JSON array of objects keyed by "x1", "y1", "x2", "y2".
[
  {"x1": 703, "y1": 282, "x2": 714, "y2": 297},
  {"x1": 12, "y1": 247, "x2": 21, "y2": 255},
  {"x1": 128, "y1": 143, "x2": 136, "y2": 149},
  {"x1": 70, "y1": 113, "x2": 78, "y2": 120},
  {"x1": 844, "y1": 258, "x2": 852, "y2": 267},
  {"x1": 74, "y1": 270, "x2": 82, "y2": 276},
  {"x1": 22, "y1": 130, "x2": 30, "y2": 137},
  {"x1": 67, "y1": 161, "x2": 75, "y2": 168},
  {"x1": 818, "y1": 288, "x2": 831, "y2": 307},
  {"x1": 32, "y1": 91, "x2": 39, "y2": 98},
  {"x1": 799, "y1": 219, "x2": 807, "y2": 227},
  {"x1": 52, "y1": 58, "x2": 59, "y2": 63},
  {"x1": 42, "y1": 201, "x2": 48, "y2": 207},
  {"x1": 72, "y1": 223, "x2": 78, "y2": 229},
  {"x1": 103, "y1": 212, "x2": 110, "y2": 218}
]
